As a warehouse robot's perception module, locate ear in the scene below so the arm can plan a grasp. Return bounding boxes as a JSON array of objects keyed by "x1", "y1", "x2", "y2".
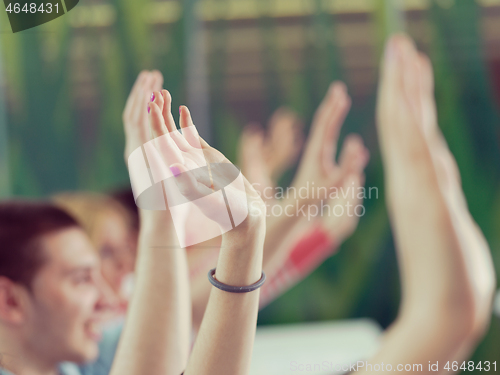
[{"x1": 0, "y1": 277, "x2": 30, "y2": 325}]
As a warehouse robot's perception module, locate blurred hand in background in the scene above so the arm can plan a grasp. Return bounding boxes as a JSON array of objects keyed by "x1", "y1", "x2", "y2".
[
  {"x1": 237, "y1": 87, "x2": 369, "y2": 308},
  {"x1": 360, "y1": 34, "x2": 497, "y2": 372}
]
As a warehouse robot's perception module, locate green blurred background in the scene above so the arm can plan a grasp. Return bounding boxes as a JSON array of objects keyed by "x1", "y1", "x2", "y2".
[{"x1": 1, "y1": 0, "x2": 499, "y2": 368}]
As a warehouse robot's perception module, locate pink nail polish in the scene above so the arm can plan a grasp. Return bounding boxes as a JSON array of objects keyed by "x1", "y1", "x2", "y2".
[
  {"x1": 170, "y1": 166, "x2": 181, "y2": 177},
  {"x1": 147, "y1": 104, "x2": 150, "y2": 114},
  {"x1": 150, "y1": 93, "x2": 155, "y2": 102}
]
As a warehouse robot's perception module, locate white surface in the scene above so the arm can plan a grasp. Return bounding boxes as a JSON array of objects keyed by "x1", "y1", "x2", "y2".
[{"x1": 251, "y1": 319, "x2": 382, "y2": 375}]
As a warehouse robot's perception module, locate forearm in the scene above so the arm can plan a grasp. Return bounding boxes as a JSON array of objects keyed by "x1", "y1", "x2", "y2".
[
  {"x1": 385, "y1": 159, "x2": 473, "y2": 305},
  {"x1": 383, "y1": 149, "x2": 492, "y2": 372},
  {"x1": 263, "y1": 199, "x2": 310, "y2": 269},
  {"x1": 369, "y1": 34, "x2": 497, "y2": 375},
  {"x1": 260, "y1": 225, "x2": 335, "y2": 308},
  {"x1": 188, "y1": 246, "x2": 219, "y2": 332},
  {"x1": 110, "y1": 211, "x2": 191, "y2": 375},
  {"x1": 184, "y1": 222, "x2": 265, "y2": 375},
  {"x1": 359, "y1": 314, "x2": 472, "y2": 375}
]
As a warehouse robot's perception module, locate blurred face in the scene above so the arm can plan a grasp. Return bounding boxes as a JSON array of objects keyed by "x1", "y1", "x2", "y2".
[
  {"x1": 24, "y1": 228, "x2": 108, "y2": 364},
  {"x1": 94, "y1": 211, "x2": 136, "y2": 298}
]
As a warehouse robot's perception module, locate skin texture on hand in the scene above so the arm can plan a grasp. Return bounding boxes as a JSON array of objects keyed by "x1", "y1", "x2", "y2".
[{"x1": 359, "y1": 34, "x2": 496, "y2": 374}]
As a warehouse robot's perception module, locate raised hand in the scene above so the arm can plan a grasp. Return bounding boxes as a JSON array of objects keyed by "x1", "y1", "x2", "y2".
[
  {"x1": 147, "y1": 91, "x2": 266, "y2": 239},
  {"x1": 123, "y1": 71, "x2": 163, "y2": 162},
  {"x1": 377, "y1": 35, "x2": 495, "y2": 313},
  {"x1": 290, "y1": 82, "x2": 368, "y2": 206},
  {"x1": 360, "y1": 34, "x2": 496, "y2": 373},
  {"x1": 238, "y1": 108, "x2": 304, "y2": 201},
  {"x1": 258, "y1": 132, "x2": 369, "y2": 307}
]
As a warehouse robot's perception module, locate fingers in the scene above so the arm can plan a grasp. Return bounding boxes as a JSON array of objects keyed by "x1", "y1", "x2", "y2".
[
  {"x1": 149, "y1": 101, "x2": 168, "y2": 137},
  {"x1": 170, "y1": 129, "x2": 193, "y2": 152},
  {"x1": 400, "y1": 39, "x2": 423, "y2": 123},
  {"x1": 377, "y1": 34, "x2": 432, "y2": 169},
  {"x1": 266, "y1": 107, "x2": 304, "y2": 176},
  {"x1": 161, "y1": 90, "x2": 178, "y2": 133},
  {"x1": 151, "y1": 70, "x2": 164, "y2": 92},
  {"x1": 169, "y1": 163, "x2": 214, "y2": 201},
  {"x1": 179, "y1": 106, "x2": 202, "y2": 149},
  {"x1": 124, "y1": 71, "x2": 149, "y2": 120},
  {"x1": 155, "y1": 94, "x2": 195, "y2": 152},
  {"x1": 179, "y1": 105, "x2": 195, "y2": 129},
  {"x1": 125, "y1": 70, "x2": 162, "y2": 121},
  {"x1": 378, "y1": 36, "x2": 405, "y2": 102},
  {"x1": 178, "y1": 106, "x2": 211, "y2": 150},
  {"x1": 149, "y1": 102, "x2": 184, "y2": 166},
  {"x1": 338, "y1": 134, "x2": 370, "y2": 174},
  {"x1": 151, "y1": 90, "x2": 165, "y2": 115},
  {"x1": 417, "y1": 53, "x2": 462, "y2": 188},
  {"x1": 199, "y1": 136, "x2": 211, "y2": 149},
  {"x1": 131, "y1": 73, "x2": 154, "y2": 125},
  {"x1": 312, "y1": 82, "x2": 351, "y2": 143},
  {"x1": 314, "y1": 82, "x2": 352, "y2": 174}
]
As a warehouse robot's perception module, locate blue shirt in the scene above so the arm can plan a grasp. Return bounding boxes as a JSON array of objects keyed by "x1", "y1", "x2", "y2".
[{"x1": 0, "y1": 323, "x2": 122, "y2": 375}]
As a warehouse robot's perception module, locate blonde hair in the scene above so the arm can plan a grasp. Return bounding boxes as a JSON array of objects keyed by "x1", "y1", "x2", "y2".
[{"x1": 52, "y1": 192, "x2": 133, "y2": 247}]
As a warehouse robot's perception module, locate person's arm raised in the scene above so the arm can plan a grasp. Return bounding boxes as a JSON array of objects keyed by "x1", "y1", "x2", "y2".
[
  {"x1": 109, "y1": 71, "x2": 191, "y2": 375},
  {"x1": 359, "y1": 35, "x2": 496, "y2": 375},
  {"x1": 184, "y1": 205, "x2": 265, "y2": 375},
  {"x1": 147, "y1": 97, "x2": 267, "y2": 375}
]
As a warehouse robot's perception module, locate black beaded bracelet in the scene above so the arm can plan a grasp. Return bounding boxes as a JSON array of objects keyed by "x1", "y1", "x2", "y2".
[{"x1": 208, "y1": 268, "x2": 266, "y2": 293}]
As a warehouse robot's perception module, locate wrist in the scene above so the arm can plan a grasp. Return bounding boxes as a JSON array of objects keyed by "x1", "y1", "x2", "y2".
[
  {"x1": 223, "y1": 212, "x2": 266, "y2": 242},
  {"x1": 139, "y1": 209, "x2": 178, "y2": 242},
  {"x1": 140, "y1": 209, "x2": 170, "y2": 226},
  {"x1": 217, "y1": 226, "x2": 265, "y2": 286}
]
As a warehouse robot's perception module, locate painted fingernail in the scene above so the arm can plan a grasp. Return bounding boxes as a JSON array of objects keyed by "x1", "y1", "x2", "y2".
[
  {"x1": 170, "y1": 166, "x2": 181, "y2": 177},
  {"x1": 150, "y1": 93, "x2": 155, "y2": 102},
  {"x1": 179, "y1": 106, "x2": 181, "y2": 114},
  {"x1": 147, "y1": 104, "x2": 151, "y2": 114}
]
